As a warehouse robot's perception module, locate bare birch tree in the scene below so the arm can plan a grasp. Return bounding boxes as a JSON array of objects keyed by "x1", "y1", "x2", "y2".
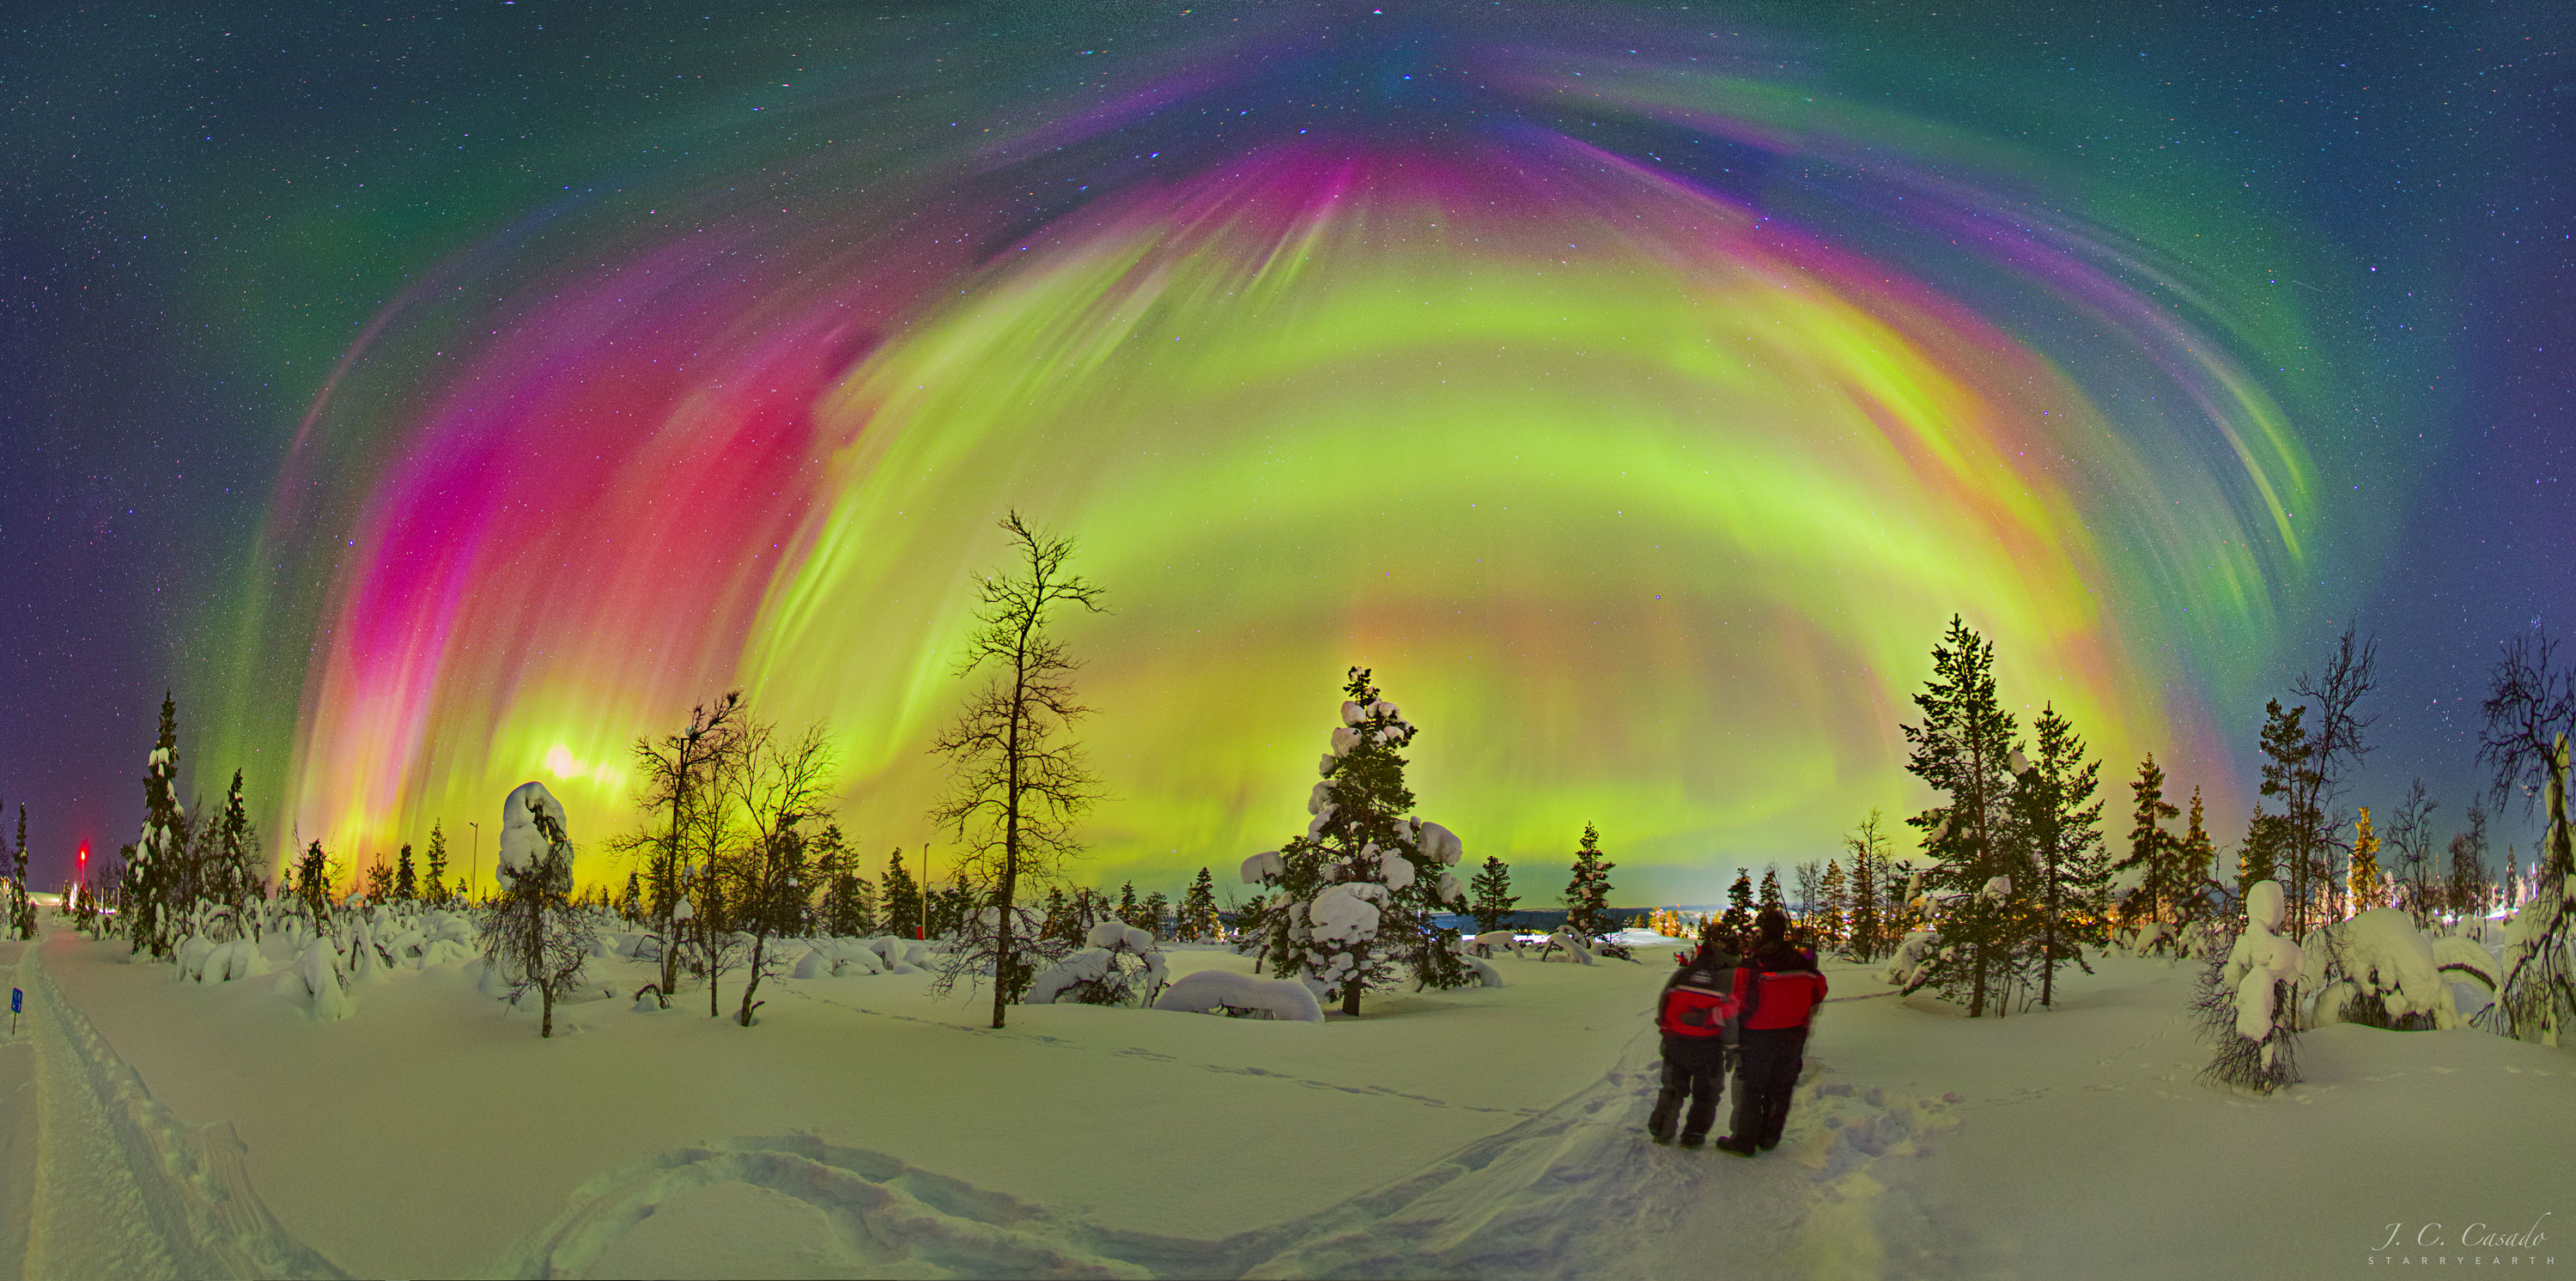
[
  {"x1": 725, "y1": 721, "x2": 836, "y2": 1026},
  {"x1": 618, "y1": 691, "x2": 747, "y2": 1006},
  {"x1": 928, "y1": 511, "x2": 1108, "y2": 1029}
]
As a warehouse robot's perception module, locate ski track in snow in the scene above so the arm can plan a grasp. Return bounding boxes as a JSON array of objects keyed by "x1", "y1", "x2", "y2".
[
  {"x1": 13, "y1": 935, "x2": 343, "y2": 1281},
  {"x1": 496, "y1": 1011, "x2": 1959, "y2": 1280}
]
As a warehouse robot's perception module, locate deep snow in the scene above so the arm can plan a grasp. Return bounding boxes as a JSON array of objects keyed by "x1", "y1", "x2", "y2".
[{"x1": 2, "y1": 922, "x2": 2569, "y2": 1279}]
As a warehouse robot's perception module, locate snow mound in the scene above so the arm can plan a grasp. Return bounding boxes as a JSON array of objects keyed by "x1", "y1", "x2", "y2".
[
  {"x1": 1543, "y1": 931, "x2": 1595, "y2": 964},
  {"x1": 1151, "y1": 969, "x2": 1325, "y2": 1023}
]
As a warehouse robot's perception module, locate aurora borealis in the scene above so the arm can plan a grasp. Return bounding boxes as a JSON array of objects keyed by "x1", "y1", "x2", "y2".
[{"x1": 6, "y1": 3, "x2": 2570, "y2": 900}]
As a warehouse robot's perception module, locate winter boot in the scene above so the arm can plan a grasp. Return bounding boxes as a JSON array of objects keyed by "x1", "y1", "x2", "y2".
[
  {"x1": 1678, "y1": 1132, "x2": 1706, "y2": 1150},
  {"x1": 1713, "y1": 1136, "x2": 1757, "y2": 1157}
]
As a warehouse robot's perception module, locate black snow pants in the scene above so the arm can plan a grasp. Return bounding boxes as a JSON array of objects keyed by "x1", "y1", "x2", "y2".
[
  {"x1": 1649, "y1": 1033, "x2": 1728, "y2": 1142},
  {"x1": 1729, "y1": 1026, "x2": 1807, "y2": 1149}
]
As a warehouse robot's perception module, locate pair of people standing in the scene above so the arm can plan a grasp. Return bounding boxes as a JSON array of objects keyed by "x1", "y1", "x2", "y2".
[{"x1": 1647, "y1": 908, "x2": 1826, "y2": 1154}]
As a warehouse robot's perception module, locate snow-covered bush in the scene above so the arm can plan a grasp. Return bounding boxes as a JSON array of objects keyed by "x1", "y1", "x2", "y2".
[
  {"x1": 1025, "y1": 920, "x2": 1169, "y2": 1007},
  {"x1": 1882, "y1": 930, "x2": 1940, "y2": 990},
  {"x1": 2198, "y1": 880, "x2": 2300, "y2": 1092},
  {"x1": 1467, "y1": 929, "x2": 1520, "y2": 959},
  {"x1": 1151, "y1": 969, "x2": 1325, "y2": 1022},
  {"x1": 478, "y1": 781, "x2": 598, "y2": 1038},
  {"x1": 1537, "y1": 930, "x2": 1595, "y2": 964},
  {"x1": 2297, "y1": 908, "x2": 2455, "y2": 1031}
]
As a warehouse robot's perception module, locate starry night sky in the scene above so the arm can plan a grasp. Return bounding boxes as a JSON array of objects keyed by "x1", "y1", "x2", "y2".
[{"x1": 3, "y1": 0, "x2": 2569, "y2": 899}]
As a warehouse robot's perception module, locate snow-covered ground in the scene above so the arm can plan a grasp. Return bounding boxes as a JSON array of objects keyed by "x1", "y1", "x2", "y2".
[{"x1": 3, "y1": 923, "x2": 2568, "y2": 1278}]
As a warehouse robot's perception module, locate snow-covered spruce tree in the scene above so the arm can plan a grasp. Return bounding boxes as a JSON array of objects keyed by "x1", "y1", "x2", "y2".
[
  {"x1": 396, "y1": 844, "x2": 417, "y2": 902},
  {"x1": 1757, "y1": 866, "x2": 1784, "y2": 919},
  {"x1": 6, "y1": 803, "x2": 31, "y2": 940},
  {"x1": 1178, "y1": 867, "x2": 1218, "y2": 941},
  {"x1": 2198, "y1": 879, "x2": 2301, "y2": 1092},
  {"x1": 1899, "y1": 616, "x2": 2030, "y2": 1017},
  {"x1": 209, "y1": 770, "x2": 259, "y2": 933},
  {"x1": 2009, "y1": 703, "x2": 2106, "y2": 1007},
  {"x1": 2476, "y1": 628, "x2": 2575, "y2": 1043},
  {"x1": 1564, "y1": 825, "x2": 1616, "y2": 941},
  {"x1": 478, "y1": 781, "x2": 597, "y2": 1038},
  {"x1": 1467, "y1": 855, "x2": 1519, "y2": 932},
  {"x1": 928, "y1": 512, "x2": 1108, "y2": 1029},
  {"x1": 1242, "y1": 667, "x2": 1472, "y2": 1016},
  {"x1": 129, "y1": 691, "x2": 187, "y2": 958}
]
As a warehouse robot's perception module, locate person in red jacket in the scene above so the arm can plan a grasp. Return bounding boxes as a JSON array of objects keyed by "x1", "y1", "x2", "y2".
[
  {"x1": 1715, "y1": 908, "x2": 1826, "y2": 1157},
  {"x1": 1647, "y1": 935, "x2": 1742, "y2": 1147}
]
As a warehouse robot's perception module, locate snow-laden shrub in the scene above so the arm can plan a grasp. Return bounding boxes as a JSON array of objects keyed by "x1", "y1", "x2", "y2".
[
  {"x1": 2298, "y1": 908, "x2": 2455, "y2": 1031},
  {"x1": 1882, "y1": 930, "x2": 1940, "y2": 989},
  {"x1": 1151, "y1": 969, "x2": 1325, "y2": 1022},
  {"x1": 1538, "y1": 930, "x2": 1595, "y2": 964},
  {"x1": 2198, "y1": 880, "x2": 2300, "y2": 1092},
  {"x1": 1025, "y1": 920, "x2": 1168, "y2": 1006},
  {"x1": 1467, "y1": 930, "x2": 1520, "y2": 958},
  {"x1": 294, "y1": 938, "x2": 353, "y2": 1021}
]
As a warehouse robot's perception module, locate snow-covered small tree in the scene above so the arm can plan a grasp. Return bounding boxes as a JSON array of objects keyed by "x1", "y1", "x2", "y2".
[
  {"x1": 7, "y1": 803, "x2": 33, "y2": 940},
  {"x1": 423, "y1": 822, "x2": 450, "y2": 906},
  {"x1": 1025, "y1": 919, "x2": 1168, "y2": 1007},
  {"x1": 478, "y1": 781, "x2": 597, "y2": 1038},
  {"x1": 2198, "y1": 879, "x2": 2301, "y2": 1092},
  {"x1": 395, "y1": 844, "x2": 417, "y2": 902},
  {"x1": 129, "y1": 691, "x2": 186, "y2": 958},
  {"x1": 1564, "y1": 825, "x2": 1616, "y2": 942},
  {"x1": 1240, "y1": 668, "x2": 1471, "y2": 1016},
  {"x1": 1466, "y1": 855, "x2": 1518, "y2": 932}
]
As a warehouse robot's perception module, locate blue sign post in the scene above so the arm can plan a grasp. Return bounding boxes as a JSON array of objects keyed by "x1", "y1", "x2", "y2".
[{"x1": 8, "y1": 987, "x2": 18, "y2": 1035}]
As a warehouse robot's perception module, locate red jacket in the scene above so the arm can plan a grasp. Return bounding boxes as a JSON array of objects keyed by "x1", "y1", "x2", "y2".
[{"x1": 1731, "y1": 949, "x2": 1827, "y2": 1030}]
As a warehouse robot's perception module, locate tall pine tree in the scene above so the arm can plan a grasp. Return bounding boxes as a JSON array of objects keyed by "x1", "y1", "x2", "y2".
[
  {"x1": 1564, "y1": 825, "x2": 1616, "y2": 941},
  {"x1": 1899, "y1": 616, "x2": 2027, "y2": 1017},
  {"x1": 1841, "y1": 809, "x2": 1893, "y2": 961},
  {"x1": 882, "y1": 848, "x2": 924, "y2": 938},
  {"x1": 2013, "y1": 704, "x2": 2105, "y2": 1006},
  {"x1": 1757, "y1": 866, "x2": 1784, "y2": 919},
  {"x1": 1178, "y1": 867, "x2": 1218, "y2": 941},
  {"x1": 1721, "y1": 869, "x2": 1755, "y2": 940},
  {"x1": 2115, "y1": 755, "x2": 2179, "y2": 939},
  {"x1": 1818, "y1": 859, "x2": 1849, "y2": 949},
  {"x1": 130, "y1": 691, "x2": 185, "y2": 958}
]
